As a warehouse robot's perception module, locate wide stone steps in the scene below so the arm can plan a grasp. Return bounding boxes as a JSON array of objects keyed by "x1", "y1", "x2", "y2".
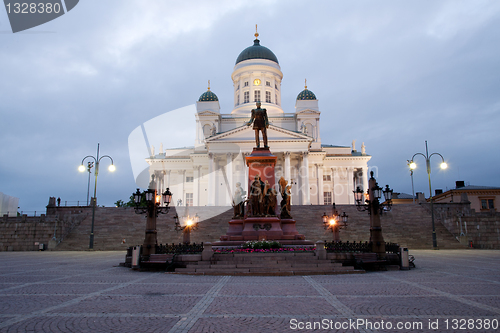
[{"x1": 174, "y1": 252, "x2": 360, "y2": 276}]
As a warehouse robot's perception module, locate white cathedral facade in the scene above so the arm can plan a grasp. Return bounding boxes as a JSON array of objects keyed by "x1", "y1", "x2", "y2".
[{"x1": 147, "y1": 32, "x2": 371, "y2": 207}]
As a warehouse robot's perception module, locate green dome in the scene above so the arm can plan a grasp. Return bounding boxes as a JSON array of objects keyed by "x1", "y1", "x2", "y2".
[
  {"x1": 296, "y1": 88, "x2": 317, "y2": 100},
  {"x1": 236, "y1": 39, "x2": 279, "y2": 65},
  {"x1": 198, "y1": 90, "x2": 218, "y2": 102}
]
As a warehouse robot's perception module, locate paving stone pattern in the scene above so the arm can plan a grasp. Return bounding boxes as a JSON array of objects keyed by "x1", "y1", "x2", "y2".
[{"x1": 0, "y1": 250, "x2": 499, "y2": 333}]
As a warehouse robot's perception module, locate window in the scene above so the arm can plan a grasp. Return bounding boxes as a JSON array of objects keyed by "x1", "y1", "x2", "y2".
[
  {"x1": 481, "y1": 199, "x2": 494, "y2": 210},
  {"x1": 203, "y1": 124, "x2": 212, "y2": 138},
  {"x1": 323, "y1": 175, "x2": 331, "y2": 181},
  {"x1": 244, "y1": 81, "x2": 249, "y2": 87},
  {"x1": 275, "y1": 94, "x2": 278, "y2": 105},
  {"x1": 275, "y1": 83, "x2": 279, "y2": 90},
  {"x1": 186, "y1": 176, "x2": 194, "y2": 183},
  {"x1": 266, "y1": 81, "x2": 271, "y2": 86},
  {"x1": 237, "y1": 84, "x2": 240, "y2": 90},
  {"x1": 244, "y1": 91, "x2": 249, "y2": 103},
  {"x1": 324, "y1": 192, "x2": 332, "y2": 206},
  {"x1": 237, "y1": 94, "x2": 240, "y2": 105},
  {"x1": 266, "y1": 91, "x2": 271, "y2": 103},
  {"x1": 254, "y1": 90, "x2": 260, "y2": 102},
  {"x1": 185, "y1": 193, "x2": 193, "y2": 206}
]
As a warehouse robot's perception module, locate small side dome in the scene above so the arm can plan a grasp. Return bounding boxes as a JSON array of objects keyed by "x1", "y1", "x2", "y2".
[
  {"x1": 297, "y1": 89, "x2": 317, "y2": 100},
  {"x1": 198, "y1": 90, "x2": 218, "y2": 102},
  {"x1": 198, "y1": 80, "x2": 218, "y2": 101},
  {"x1": 297, "y1": 80, "x2": 317, "y2": 100}
]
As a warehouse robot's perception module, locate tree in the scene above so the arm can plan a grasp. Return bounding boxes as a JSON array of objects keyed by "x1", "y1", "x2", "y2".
[{"x1": 115, "y1": 193, "x2": 148, "y2": 208}]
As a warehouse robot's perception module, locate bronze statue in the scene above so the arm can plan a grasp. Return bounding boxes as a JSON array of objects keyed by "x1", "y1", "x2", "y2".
[
  {"x1": 249, "y1": 175, "x2": 265, "y2": 216},
  {"x1": 264, "y1": 187, "x2": 277, "y2": 216},
  {"x1": 279, "y1": 177, "x2": 292, "y2": 219},
  {"x1": 246, "y1": 102, "x2": 269, "y2": 148}
]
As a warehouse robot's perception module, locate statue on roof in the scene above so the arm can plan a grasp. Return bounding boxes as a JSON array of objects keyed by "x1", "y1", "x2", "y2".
[{"x1": 246, "y1": 102, "x2": 269, "y2": 148}]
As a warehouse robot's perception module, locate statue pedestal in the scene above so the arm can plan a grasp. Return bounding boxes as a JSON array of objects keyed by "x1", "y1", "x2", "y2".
[{"x1": 217, "y1": 147, "x2": 309, "y2": 245}]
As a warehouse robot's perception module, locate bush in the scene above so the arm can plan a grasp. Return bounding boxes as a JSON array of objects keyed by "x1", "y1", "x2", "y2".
[{"x1": 241, "y1": 240, "x2": 282, "y2": 250}]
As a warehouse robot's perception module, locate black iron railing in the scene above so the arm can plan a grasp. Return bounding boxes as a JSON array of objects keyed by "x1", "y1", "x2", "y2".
[
  {"x1": 324, "y1": 241, "x2": 400, "y2": 254},
  {"x1": 155, "y1": 242, "x2": 204, "y2": 254}
]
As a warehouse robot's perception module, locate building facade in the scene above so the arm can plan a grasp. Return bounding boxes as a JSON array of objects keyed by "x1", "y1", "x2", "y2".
[{"x1": 147, "y1": 33, "x2": 371, "y2": 207}]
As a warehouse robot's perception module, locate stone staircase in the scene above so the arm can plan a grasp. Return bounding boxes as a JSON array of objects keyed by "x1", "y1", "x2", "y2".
[
  {"x1": 54, "y1": 204, "x2": 465, "y2": 251},
  {"x1": 174, "y1": 252, "x2": 361, "y2": 275}
]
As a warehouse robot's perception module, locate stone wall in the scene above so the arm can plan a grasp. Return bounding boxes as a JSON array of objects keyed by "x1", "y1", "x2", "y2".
[
  {"x1": 428, "y1": 202, "x2": 500, "y2": 249},
  {"x1": 0, "y1": 208, "x2": 89, "y2": 251},
  {"x1": 3, "y1": 202, "x2": 499, "y2": 251}
]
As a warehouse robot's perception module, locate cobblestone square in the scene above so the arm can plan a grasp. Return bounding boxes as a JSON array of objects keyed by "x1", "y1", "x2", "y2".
[{"x1": 0, "y1": 250, "x2": 498, "y2": 332}]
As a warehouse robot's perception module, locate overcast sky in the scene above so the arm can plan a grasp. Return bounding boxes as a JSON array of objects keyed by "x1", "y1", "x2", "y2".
[{"x1": 1, "y1": 0, "x2": 499, "y2": 213}]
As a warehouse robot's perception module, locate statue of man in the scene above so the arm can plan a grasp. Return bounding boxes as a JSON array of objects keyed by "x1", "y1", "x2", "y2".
[
  {"x1": 249, "y1": 175, "x2": 264, "y2": 216},
  {"x1": 246, "y1": 102, "x2": 269, "y2": 148},
  {"x1": 232, "y1": 182, "x2": 246, "y2": 218}
]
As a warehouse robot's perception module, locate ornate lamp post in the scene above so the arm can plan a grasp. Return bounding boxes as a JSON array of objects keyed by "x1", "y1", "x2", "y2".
[
  {"x1": 322, "y1": 204, "x2": 348, "y2": 242},
  {"x1": 408, "y1": 140, "x2": 447, "y2": 249},
  {"x1": 174, "y1": 212, "x2": 199, "y2": 244},
  {"x1": 79, "y1": 143, "x2": 115, "y2": 249},
  {"x1": 84, "y1": 161, "x2": 94, "y2": 206},
  {"x1": 407, "y1": 160, "x2": 415, "y2": 204},
  {"x1": 133, "y1": 187, "x2": 173, "y2": 257},
  {"x1": 354, "y1": 171, "x2": 393, "y2": 255}
]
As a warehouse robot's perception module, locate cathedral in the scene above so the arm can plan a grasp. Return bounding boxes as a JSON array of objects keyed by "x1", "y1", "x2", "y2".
[{"x1": 146, "y1": 31, "x2": 371, "y2": 207}]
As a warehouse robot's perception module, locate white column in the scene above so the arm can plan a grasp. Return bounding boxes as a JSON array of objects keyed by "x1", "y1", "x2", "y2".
[
  {"x1": 180, "y1": 170, "x2": 186, "y2": 205},
  {"x1": 215, "y1": 158, "x2": 220, "y2": 206},
  {"x1": 284, "y1": 151, "x2": 291, "y2": 181},
  {"x1": 226, "y1": 153, "x2": 233, "y2": 205},
  {"x1": 332, "y1": 167, "x2": 340, "y2": 204},
  {"x1": 362, "y1": 166, "x2": 369, "y2": 193},
  {"x1": 302, "y1": 152, "x2": 310, "y2": 205},
  {"x1": 208, "y1": 153, "x2": 215, "y2": 206},
  {"x1": 165, "y1": 170, "x2": 171, "y2": 188},
  {"x1": 194, "y1": 166, "x2": 200, "y2": 206},
  {"x1": 347, "y1": 167, "x2": 354, "y2": 205},
  {"x1": 317, "y1": 164, "x2": 324, "y2": 205}
]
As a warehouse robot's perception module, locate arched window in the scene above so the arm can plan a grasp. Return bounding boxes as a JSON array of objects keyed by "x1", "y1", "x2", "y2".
[{"x1": 203, "y1": 124, "x2": 212, "y2": 138}]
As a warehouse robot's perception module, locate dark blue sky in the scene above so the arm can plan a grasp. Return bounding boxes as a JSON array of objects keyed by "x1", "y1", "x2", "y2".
[{"x1": 1, "y1": 0, "x2": 499, "y2": 212}]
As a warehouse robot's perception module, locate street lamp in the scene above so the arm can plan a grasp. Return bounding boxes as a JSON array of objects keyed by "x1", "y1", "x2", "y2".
[
  {"x1": 407, "y1": 160, "x2": 415, "y2": 204},
  {"x1": 133, "y1": 187, "x2": 173, "y2": 257},
  {"x1": 322, "y1": 204, "x2": 348, "y2": 242},
  {"x1": 79, "y1": 161, "x2": 94, "y2": 206},
  {"x1": 354, "y1": 171, "x2": 393, "y2": 255},
  {"x1": 79, "y1": 143, "x2": 115, "y2": 249},
  {"x1": 174, "y1": 212, "x2": 199, "y2": 244},
  {"x1": 408, "y1": 140, "x2": 447, "y2": 249}
]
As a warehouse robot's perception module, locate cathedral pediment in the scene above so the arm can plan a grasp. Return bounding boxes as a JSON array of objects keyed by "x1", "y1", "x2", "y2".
[
  {"x1": 197, "y1": 110, "x2": 220, "y2": 116},
  {"x1": 296, "y1": 109, "x2": 320, "y2": 115},
  {"x1": 205, "y1": 124, "x2": 312, "y2": 143}
]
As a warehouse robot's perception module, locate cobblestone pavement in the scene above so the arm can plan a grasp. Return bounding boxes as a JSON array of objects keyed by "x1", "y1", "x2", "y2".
[{"x1": 0, "y1": 250, "x2": 499, "y2": 333}]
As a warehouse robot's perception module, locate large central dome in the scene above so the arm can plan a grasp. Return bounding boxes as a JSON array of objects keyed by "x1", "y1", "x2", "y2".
[{"x1": 235, "y1": 39, "x2": 279, "y2": 65}]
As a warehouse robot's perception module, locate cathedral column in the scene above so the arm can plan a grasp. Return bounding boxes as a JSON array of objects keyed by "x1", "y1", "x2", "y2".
[
  {"x1": 284, "y1": 151, "x2": 291, "y2": 181},
  {"x1": 208, "y1": 153, "x2": 215, "y2": 206},
  {"x1": 316, "y1": 164, "x2": 324, "y2": 205},
  {"x1": 302, "y1": 152, "x2": 310, "y2": 205},
  {"x1": 194, "y1": 166, "x2": 201, "y2": 206},
  {"x1": 226, "y1": 153, "x2": 233, "y2": 205},
  {"x1": 362, "y1": 166, "x2": 369, "y2": 193},
  {"x1": 347, "y1": 167, "x2": 354, "y2": 205},
  {"x1": 332, "y1": 167, "x2": 340, "y2": 204},
  {"x1": 180, "y1": 170, "x2": 186, "y2": 205},
  {"x1": 165, "y1": 170, "x2": 171, "y2": 188}
]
